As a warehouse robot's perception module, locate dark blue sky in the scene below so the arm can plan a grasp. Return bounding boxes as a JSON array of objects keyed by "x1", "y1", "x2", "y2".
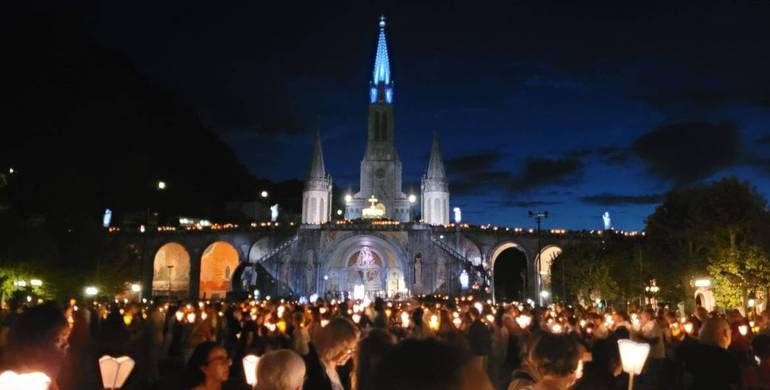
[{"x1": 94, "y1": 1, "x2": 770, "y2": 230}]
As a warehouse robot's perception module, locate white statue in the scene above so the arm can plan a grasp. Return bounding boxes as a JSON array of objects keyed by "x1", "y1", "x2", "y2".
[
  {"x1": 414, "y1": 256, "x2": 422, "y2": 286},
  {"x1": 436, "y1": 258, "x2": 446, "y2": 288},
  {"x1": 453, "y1": 207, "x2": 462, "y2": 224},
  {"x1": 270, "y1": 204, "x2": 279, "y2": 222},
  {"x1": 602, "y1": 211, "x2": 611, "y2": 230},
  {"x1": 305, "y1": 253, "x2": 315, "y2": 292},
  {"x1": 356, "y1": 247, "x2": 376, "y2": 268}
]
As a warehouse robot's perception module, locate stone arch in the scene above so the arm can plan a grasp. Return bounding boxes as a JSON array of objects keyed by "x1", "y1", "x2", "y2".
[
  {"x1": 319, "y1": 234, "x2": 408, "y2": 298},
  {"x1": 199, "y1": 241, "x2": 240, "y2": 299},
  {"x1": 248, "y1": 237, "x2": 271, "y2": 263},
  {"x1": 489, "y1": 242, "x2": 529, "y2": 302},
  {"x1": 538, "y1": 245, "x2": 563, "y2": 288},
  {"x1": 461, "y1": 239, "x2": 482, "y2": 266},
  {"x1": 152, "y1": 242, "x2": 191, "y2": 297}
]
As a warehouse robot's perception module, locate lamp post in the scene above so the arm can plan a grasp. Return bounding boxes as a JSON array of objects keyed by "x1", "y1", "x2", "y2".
[
  {"x1": 528, "y1": 210, "x2": 548, "y2": 305},
  {"x1": 166, "y1": 265, "x2": 174, "y2": 298}
]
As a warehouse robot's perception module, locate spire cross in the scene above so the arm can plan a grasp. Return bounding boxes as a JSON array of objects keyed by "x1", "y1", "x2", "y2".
[{"x1": 368, "y1": 195, "x2": 379, "y2": 207}]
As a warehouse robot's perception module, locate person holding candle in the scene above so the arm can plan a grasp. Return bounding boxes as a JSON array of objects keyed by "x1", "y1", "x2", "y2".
[
  {"x1": 678, "y1": 317, "x2": 741, "y2": 389},
  {"x1": 353, "y1": 328, "x2": 395, "y2": 390},
  {"x1": 186, "y1": 341, "x2": 231, "y2": 390},
  {"x1": 303, "y1": 317, "x2": 359, "y2": 390},
  {"x1": 510, "y1": 333, "x2": 581, "y2": 390},
  {"x1": 0, "y1": 302, "x2": 70, "y2": 390},
  {"x1": 257, "y1": 349, "x2": 307, "y2": 390},
  {"x1": 742, "y1": 334, "x2": 770, "y2": 389},
  {"x1": 374, "y1": 338, "x2": 493, "y2": 390}
]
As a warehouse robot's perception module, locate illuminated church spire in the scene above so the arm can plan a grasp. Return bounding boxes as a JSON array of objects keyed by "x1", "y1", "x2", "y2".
[{"x1": 370, "y1": 15, "x2": 394, "y2": 104}]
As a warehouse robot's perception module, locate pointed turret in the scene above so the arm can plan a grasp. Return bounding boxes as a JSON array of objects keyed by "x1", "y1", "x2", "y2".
[
  {"x1": 421, "y1": 130, "x2": 450, "y2": 225},
  {"x1": 302, "y1": 131, "x2": 332, "y2": 225},
  {"x1": 307, "y1": 130, "x2": 327, "y2": 180},
  {"x1": 426, "y1": 131, "x2": 447, "y2": 180}
]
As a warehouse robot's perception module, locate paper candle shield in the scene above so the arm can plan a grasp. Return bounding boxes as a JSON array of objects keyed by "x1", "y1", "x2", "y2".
[
  {"x1": 242, "y1": 354, "x2": 260, "y2": 386},
  {"x1": 617, "y1": 339, "x2": 650, "y2": 375},
  {"x1": 98, "y1": 355, "x2": 135, "y2": 389},
  {"x1": 0, "y1": 371, "x2": 51, "y2": 390}
]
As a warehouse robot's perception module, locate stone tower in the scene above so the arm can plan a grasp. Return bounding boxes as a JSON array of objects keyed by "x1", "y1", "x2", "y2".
[
  {"x1": 421, "y1": 131, "x2": 450, "y2": 225},
  {"x1": 302, "y1": 130, "x2": 332, "y2": 224},
  {"x1": 345, "y1": 16, "x2": 411, "y2": 222}
]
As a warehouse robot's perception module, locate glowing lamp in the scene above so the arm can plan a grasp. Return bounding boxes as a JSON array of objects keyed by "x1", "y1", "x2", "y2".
[
  {"x1": 452, "y1": 317, "x2": 463, "y2": 329},
  {"x1": 130, "y1": 284, "x2": 141, "y2": 293},
  {"x1": 485, "y1": 314, "x2": 495, "y2": 324},
  {"x1": 400, "y1": 311, "x2": 410, "y2": 328},
  {"x1": 30, "y1": 279, "x2": 43, "y2": 287},
  {"x1": 683, "y1": 322, "x2": 694, "y2": 335},
  {"x1": 473, "y1": 302, "x2": 483, "y2": 315},
  {"x1": 0, "y1": 371, "x2": 51, "y2": 390},
  {"x1": 515, "y1": 314, "x2": 532, "y2": 330},
  {"x1": 429, "y1": 314, "x2": 440, "y2": 331},
  {"x1": 551, "y1": 323, "x2": 563, "y2": 334},
  {"x1": 739, "y1": 324, "x2": 748, "y2": 336},
  {"x1": 320, "y1": 319, "x2": 329, "y2": 328},
  {"x1": 175, "y1": 311, "x2": 184, "y2": 322},
  {"x1": 98, "y1": 355, "x2": 135, "y2": 389},
  {"x1": 277, "y1": 305, "x2": 285, "y2": 318},
  {"x1": 352, "y1": 314, "x2": 361, "y2": 324},
  {"x1": 693, "y1": 278, "x2": 711, "y2": 288},
  {"x1": 617, "y1": 339, "x2": 650, "y2": 390},
  {"x1": 408, "y1": 194, "x2": 416, "y2": 204},
  {"x1": 186, "y1": 312, "x2": 196, "y2": 323},
  {"x1": 242, "y1": 354, "x2": 259, "y2": 389}
]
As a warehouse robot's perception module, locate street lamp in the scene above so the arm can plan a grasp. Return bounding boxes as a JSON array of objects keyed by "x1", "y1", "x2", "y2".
[
  {"x1": 85, "y1": 286, "x2": 99, "y2": 297},
  {"x1": 30, "y1": 279, "x2": 42, "y2": 287},
  {"x1": 408, "y1": 194, "x2": 416, "y2": 221},
  {"x1": 157, "y1": 181, "x2": 166, "y2": 190},
  {"x1": 260, "y1": 190, "x2": 269, "y2": 198},
  {"x1": 529, "y1": 210, "x2": 549, "y2": 305}
]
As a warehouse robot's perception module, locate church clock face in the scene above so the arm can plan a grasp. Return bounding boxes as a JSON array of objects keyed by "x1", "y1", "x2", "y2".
[{"x1": 375, "y1": 168, "x2": 386, "y2": 178}]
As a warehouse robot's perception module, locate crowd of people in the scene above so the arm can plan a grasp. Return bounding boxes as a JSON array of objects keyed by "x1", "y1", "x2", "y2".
[{"x1": 0, "y1": 294, "x2": 769, "y2": 389}]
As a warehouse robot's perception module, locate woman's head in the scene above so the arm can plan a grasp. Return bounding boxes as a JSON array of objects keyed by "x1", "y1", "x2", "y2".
[
  {"x1": 313, "y1": 318, "x2": 359, "y2": 366},
  {"x1": 186, "y1": 341, "x2": 230, "y2": 387},
  {"x1": 374, "y1": 339, "x2": 492, "y2": 390},
  {"x1": 5, "y1": 302, "x2": 69, "y2": 376},
  {"x1": 529, "y1": 333, "x2": 581, "y2": 379}
]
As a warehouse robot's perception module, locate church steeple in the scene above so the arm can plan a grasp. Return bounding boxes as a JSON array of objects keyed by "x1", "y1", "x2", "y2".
[
  {"x1": 370, "y1": 15, "x2": 393, "y2": 104},
  {"x1": 426, "y1": 130, "x2": 447, "y2": 180},
  {"x1": 307, "y1": 129, "x2": 326, "y2": 180},
  {"x1": 302, "y1": 130, "x2": 332, "y2": 225},
  {"x1": 421, "y1": 130, "x2": 450, "y2": 225}
]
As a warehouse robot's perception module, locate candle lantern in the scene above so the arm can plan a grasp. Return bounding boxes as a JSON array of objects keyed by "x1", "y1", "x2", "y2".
[
  {"x1": 0, "y1": 371, "x2": 51, "y2": 390},
  {"x1": 617, "y1": 339, "x2": 650, "y2": 390},
  {"x1": 242, "y1": 354, "x2": 260, "y2": 390},
  {"x1": 98, "y1": 355, "x2": 135, "y2": 389}
]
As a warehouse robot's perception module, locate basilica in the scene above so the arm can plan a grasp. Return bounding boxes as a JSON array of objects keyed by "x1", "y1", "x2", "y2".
[{"x1": 144, "y1": 17, "x2": 563, "y2": 303}]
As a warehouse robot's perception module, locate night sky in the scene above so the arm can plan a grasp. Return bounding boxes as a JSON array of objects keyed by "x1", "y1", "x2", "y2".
[{"x1": 90, "y1": 1, "x2": 770, "y2": 230}]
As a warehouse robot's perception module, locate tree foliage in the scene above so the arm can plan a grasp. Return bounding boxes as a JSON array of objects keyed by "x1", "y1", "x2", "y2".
[{"x1": 707, "y1": 245, "x2": 770, "y2": 310}]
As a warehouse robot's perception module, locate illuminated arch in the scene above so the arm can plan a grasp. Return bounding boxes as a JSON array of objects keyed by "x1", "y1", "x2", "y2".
[
  {"x1": 538, "y1": 245, "x2": 563, "y2": 286},
  {"x1": 152, "y1": 242, "x2": 191, "y2": 297},
  {"x1": 200, "y1": 241, "x2": 240, "y2": 299}
]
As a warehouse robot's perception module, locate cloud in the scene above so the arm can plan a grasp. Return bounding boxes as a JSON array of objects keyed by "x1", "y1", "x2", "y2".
[
  {"x1": 508, "y1": 157, "x2": 583, "y2": 193},
  {"x1": 632, "y1": 122, "x2": 741, "y2": 185},
  {"x1": 447, "y1": 151, "x2": 583, "y2": 196},
  {"x1": 445, "y1": 151, "x2": 505, "y2": 175},
  {"x1": 580, "y1": 193, "x2": 662, "y2": 206}
]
